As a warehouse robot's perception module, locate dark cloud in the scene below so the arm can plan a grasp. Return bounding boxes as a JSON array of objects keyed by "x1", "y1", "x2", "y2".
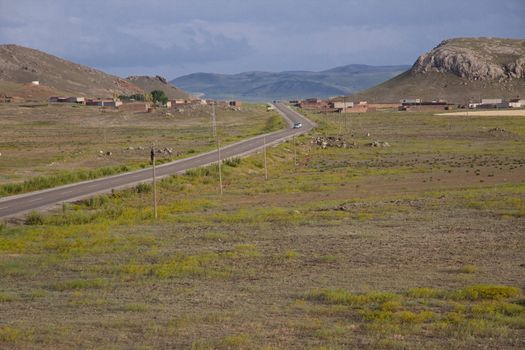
[{"x1": 0, "y1": 0, "x2": 523, "y2": 78}]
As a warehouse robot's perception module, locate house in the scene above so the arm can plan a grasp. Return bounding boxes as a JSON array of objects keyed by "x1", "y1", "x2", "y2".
[
  {"x1": 509, "y1": 98, "x2": 525, "y2": 108},
  {"x1": 49, "y1": 96, "x2": 85, "y2": 104},
  {"x1": 298, "y1": 98, "x2": 330, "y2": 110},
  {"x1": 86, "y1": 98, "x2": 122, "y2": 107},
  {"x1": 65, "y1": 97, "x2": 85, "y2": 104},
  {"x1": 399, "y1": 99, "x2": 453, "y2": 111},
  {"x1": 31, "y1": 81, "x2": 39, "y2": 86},
  {"x1": 332, "y1": 101, "x2": 354, "y2": 110},
  {"x1": 400, "y1": 98, "x2": 421, "y2": 105},
  {"x1": 478, "y1": 98, "x2": 509, "y2": 109},
  {"x1": 229, "y1": 100, "x2": 242, "y2": 107},
  {"x1": 481, "y1": 98, "x2": 503, "y2": 105},
  {"x1": 165, "y1": 101, "x2": 172, "y2": 108}
]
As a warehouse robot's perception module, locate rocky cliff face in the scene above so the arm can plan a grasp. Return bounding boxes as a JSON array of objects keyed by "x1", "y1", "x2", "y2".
[{"x1": 411, "y1": 38, "x2": 525, "y2": 81}]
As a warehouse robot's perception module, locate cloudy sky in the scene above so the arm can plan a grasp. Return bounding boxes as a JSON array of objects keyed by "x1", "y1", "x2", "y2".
[{"x1": 0, "y1": 0, "x2": 523, "y2": 79}]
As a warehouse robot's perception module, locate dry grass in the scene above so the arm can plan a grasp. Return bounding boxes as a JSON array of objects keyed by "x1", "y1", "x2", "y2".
[
  {"x1": 0, "y1": 108, "x2": 524, "y2": 349},
  {"x1": 0, "y1": 102, "x2": 282, "y2": 189}
]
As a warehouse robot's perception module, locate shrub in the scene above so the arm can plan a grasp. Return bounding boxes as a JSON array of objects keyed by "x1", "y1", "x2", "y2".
[
  {"x1": 223, "y1": 157, "x2": 241, "y2": 167},
  {"x1": 50, "y1": 278, "x2": 108, "y2": 291},
  {"x1": 472, "y1": 300, "x2": 525, "y2": 316},
  {"x1": 308, "y1": 289, "x2": 399, "y2": 306},
  {"x1": 25, "y1": 211, "x2": 44, "y2": 225},
  {"x1": 135, "y1": 182, "x2": 152, "y2": 194},
  {"x1": 452, "y1": 285, "x2": 521, "y2": 301},
  {"x1": 459, "y1": 264, "x2": 477, "y2": 274}
]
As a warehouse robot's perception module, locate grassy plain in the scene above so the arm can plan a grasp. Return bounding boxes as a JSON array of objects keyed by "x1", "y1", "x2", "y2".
[
  {"x1": 0, "y1": 107, "x2": 524, "y2": 349},
  {"x1": 0, "y1": 103, "x2": 283, "y2": 195}
]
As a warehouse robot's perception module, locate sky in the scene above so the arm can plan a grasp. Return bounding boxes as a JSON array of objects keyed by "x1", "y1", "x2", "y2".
[{"x1": 0, "y1": 0, "x2": 524, "y2": 79}]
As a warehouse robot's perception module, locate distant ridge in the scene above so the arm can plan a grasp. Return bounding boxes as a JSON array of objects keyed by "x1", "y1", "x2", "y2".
[
  {"x1": 126, "y1": 75, "x2": 193, "y2": 100},
  {"x1": 171, "y1": 64, "x2": 409, "y2": 101},
  {"x1": 0, "y1": 44, "x2": 143, "y2": 98},
  {"x1": 349, "y1": 37, "x2": 525, "y2": 103}
]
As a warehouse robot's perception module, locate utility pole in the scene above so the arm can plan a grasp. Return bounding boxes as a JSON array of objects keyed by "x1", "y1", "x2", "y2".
[
  {"x1": 211, "y1": 101, "x2": 217, "y2": 138},
  {"x1": 293, "y1": 135, "x2": 297, "y2": 168},
  {"x1": 150, "y1": 147, "x2": 158, "y2": 219},
  {"x1": 263, "y1": 135, "x2": 268, "y2": 180},
  {"x1": 213, "y1": 102, "x2": 223, "y2": 195}
]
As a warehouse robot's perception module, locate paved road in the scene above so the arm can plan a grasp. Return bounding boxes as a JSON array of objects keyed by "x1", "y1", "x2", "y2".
[{"x1": 0, "y1": 103, "x2": 315, "y2": 218}]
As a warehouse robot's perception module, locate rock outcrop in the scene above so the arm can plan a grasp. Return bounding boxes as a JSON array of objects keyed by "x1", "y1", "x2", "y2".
[{"x1": 411, "y1": 38, "x2": 525, "y2": 81}]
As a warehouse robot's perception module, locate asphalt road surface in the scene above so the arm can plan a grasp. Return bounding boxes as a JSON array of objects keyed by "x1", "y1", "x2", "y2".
[{"x1": 0, "y1": 103, "x2": 315, "y2": 218}]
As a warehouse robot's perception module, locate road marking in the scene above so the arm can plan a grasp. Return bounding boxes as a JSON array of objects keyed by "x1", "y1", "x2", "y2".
[
  {"x1": 28, "y1": 197, "x2": 43, "y2": 203},
  {"x1": 0, "y1": 206, "x2": 8, "y2": 210}
]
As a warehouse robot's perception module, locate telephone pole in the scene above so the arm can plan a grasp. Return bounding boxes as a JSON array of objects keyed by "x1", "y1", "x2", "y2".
[
  {"x1": 263, "y1": 135, "x2": 268, "y2": 180},
  {"x1": 213, "y1": 102, "x2": 223, "y2": 195},
  {"x1": 150, "y1": 147, "x2": 158, "y2": 219},
  {"x1": 293, "y1": 135, "x2": 297, "y2": 168}
]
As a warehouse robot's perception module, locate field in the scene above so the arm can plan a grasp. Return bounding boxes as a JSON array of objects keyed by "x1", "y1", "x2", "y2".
[
  {"x1": 436, "y1": 109, "x2": 525, "y2": 117},
  {"x1": 0, "y1": 103, "x2": 283, "y2": 195},
  {"x1": 0, "y1": 107, "x2": 524, "y2": 349}
]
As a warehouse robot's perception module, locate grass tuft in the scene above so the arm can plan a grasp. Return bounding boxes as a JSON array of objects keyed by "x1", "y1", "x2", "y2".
[{"x1": 49, "y1": 278, "x2": 108, "y2": 291}]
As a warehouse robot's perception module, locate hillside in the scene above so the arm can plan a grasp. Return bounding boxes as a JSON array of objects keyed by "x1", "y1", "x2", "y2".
[
  {"x1": 171, "y1": 64, "x2": 409, "y2": 101},
  {"x1": 0, "y1": 44, "x2": 143, "y2": 98},
  {"x1": 125, "y1": 75, "x2": 193, "y2": 100},
  {"x1": 350, "y1": 37, "x2": 525, "y2": 103}
]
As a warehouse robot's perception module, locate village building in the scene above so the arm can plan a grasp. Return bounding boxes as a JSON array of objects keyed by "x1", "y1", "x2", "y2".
[
  {"x1": 298, "y1": 98, "x2": 329, "y2": 110},
  {"x1": 509, "y1": 98, "x2": 524, "y2": 108},
  {"x1": 332, "y1": 101, "x2": 354, "y2": 110},
  {"x1": 66, "y1": 97, "x2": 85, "y2": 104},
  {"x1": 399, "y1": 99, "x2": 454, "y2": 111},
  {"x1": 481, "y1": 98, "x2": 503, "y2": 105},
  {"x1": 86, "y1": 98, "x2": 123, "y2": 107}
]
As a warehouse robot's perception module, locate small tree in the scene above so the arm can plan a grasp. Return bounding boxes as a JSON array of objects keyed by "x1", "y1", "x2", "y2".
[{"x1": 151, "y1": 90, "x2": 168, "y2": 105}]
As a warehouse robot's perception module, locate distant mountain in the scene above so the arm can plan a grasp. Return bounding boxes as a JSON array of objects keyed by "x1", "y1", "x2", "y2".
[
  {"x1": 171, "y1": 64, "x2": 409, "y2": 101},
  {"x1": 126, "y1": 75, "x2": 193, "y2": 100},
  {"x1": 0, "y1": 44, "x2": 143, "y2": 98},
  {"x1": 349, "y1": 37, "x2": 525, "y2": 103}
]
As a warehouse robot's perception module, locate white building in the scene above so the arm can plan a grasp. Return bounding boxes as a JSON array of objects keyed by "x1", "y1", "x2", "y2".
[
  {"x1": 481, "y1": 98, "x2": 502, "y2": 104},
  {"x1": 400, "y1": 98, "x2": 421, "y2": 105},
  {"x1": 333, "y1": 101, "x2": 354, "y2": 109},
  {"x1": 509, "y1": 99, "x2": 525, "y2": 108}
]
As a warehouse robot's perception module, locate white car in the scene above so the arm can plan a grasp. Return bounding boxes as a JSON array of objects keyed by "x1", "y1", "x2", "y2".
[{"x1": 293, "y1": 122, "x2": 302, "y2": 129}]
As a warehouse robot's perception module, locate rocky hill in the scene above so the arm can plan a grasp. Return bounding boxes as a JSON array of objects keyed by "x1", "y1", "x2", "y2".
[
  {"x1": 171, "y1": 64, "x2": 409, "y2": 101},
  {"x1": 0, "y1": 44, "x2": 143, "y2": 98},
  {"x1": 349, "y1": 38, "x2": 525, "y2": 103},
  {"x1": 126, "y1": 75, "x2": 193, "y2": 100}
]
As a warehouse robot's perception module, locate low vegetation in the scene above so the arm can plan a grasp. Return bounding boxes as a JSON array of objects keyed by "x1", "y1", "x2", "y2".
[
  {"x1": 0, "y1": 103, "x2": 284, "y2": 195},
  {"x1": 0, "y1": 107, "x2": 524, "y2": 348}
]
